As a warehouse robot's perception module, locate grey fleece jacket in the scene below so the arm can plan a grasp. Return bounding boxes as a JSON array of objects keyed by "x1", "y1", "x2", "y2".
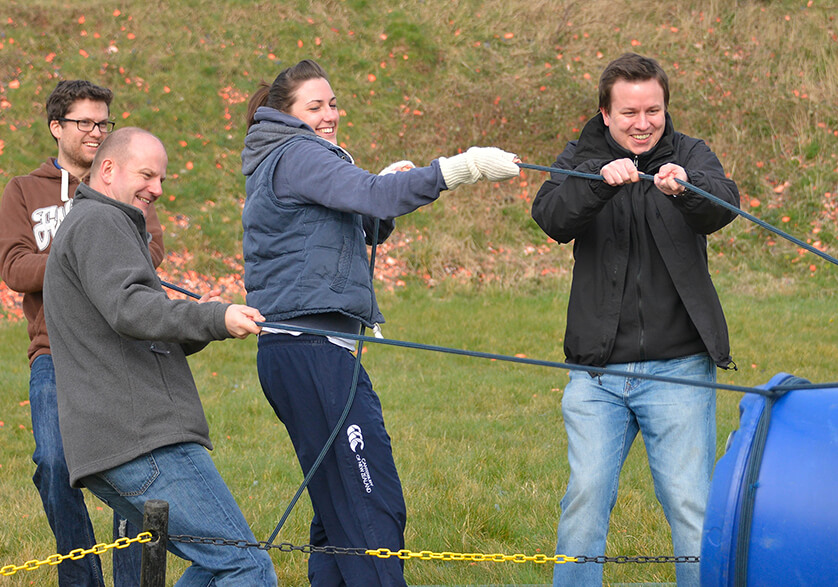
[{"x1": 44, "y1": 184, "x2": 232, "y2": 487}]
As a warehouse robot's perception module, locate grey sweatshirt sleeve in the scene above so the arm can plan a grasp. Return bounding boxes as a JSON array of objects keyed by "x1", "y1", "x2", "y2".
[{"x1": 61, "y1": 206, "x2": 230, "y2": 344}]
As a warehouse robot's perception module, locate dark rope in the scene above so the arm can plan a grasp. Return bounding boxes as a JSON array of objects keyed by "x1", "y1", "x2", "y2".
[
  {"x1": 263, "y1": 219, "x2": 380, "y2": 546},
  {"x1": 248, "y1": 321, "x2": 838, "y2": 398},
  {"x1": 734, "y1": 393, "x2": 775, "y2": 586},
  {"x1": 158, "y1": 280, "x2": 837, "y2": 399},
  {"x1": 264, "y1": 332, "x2": 366, "y2": 544},
  {"x1": 517, "y1": 162, "x2": 838, "y2": 268},
  {"x1": 160, "y1": 280, "x2": 201, "y2": 299},
  {"x1": 161, "y1": 221, "x2": 379, "y2": 545}
]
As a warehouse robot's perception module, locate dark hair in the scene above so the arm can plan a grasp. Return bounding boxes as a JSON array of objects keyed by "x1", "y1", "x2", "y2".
[
  {"x1": 598, "y1": 53, "x2": 669, "y2": 113},
  {"x1": 46, "y1": 80, "x2": 113, "y2": 123},
  {"x1": 246, "y1": 59, "x2": 330, "y2": 128}
]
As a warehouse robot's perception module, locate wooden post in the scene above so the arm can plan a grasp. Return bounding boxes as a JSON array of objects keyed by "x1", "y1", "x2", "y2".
[{"x1": 140, "y1": 499, "x2": 168, "y2": 587}]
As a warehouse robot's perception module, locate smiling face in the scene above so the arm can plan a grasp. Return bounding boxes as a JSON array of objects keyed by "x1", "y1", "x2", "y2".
[
  {"x1": 50, "y1": 98, "x2": 110, "y2": 178},
  {"x1": 601, "y1": 78, "x2": 666, "y2": 155},
  {"x1": 97, "y1": 132, "x2": 168, "y2": 216},
  {"x1": 287, "y1": 77, "x2": 339, "y2": 144}
]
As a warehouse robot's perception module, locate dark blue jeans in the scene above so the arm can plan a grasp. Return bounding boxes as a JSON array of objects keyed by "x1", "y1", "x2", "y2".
[
  {"x1": 258, "y1": 333, "x2": 407, "y2": 587},
  {"x1": 30, "y1": 354, "x2": 141, "y2": 586}
]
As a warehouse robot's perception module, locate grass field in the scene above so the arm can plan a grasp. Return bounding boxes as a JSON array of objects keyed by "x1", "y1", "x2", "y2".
[
  {"x1": 1, "y1": 0, "x2": 837, "y2": 584},
  {"x1": 1, "y1": 274, "x2": 836, "y2": 585},
  {"x1": 1, "y1": 0, "x2": 836, "y2": 281}
]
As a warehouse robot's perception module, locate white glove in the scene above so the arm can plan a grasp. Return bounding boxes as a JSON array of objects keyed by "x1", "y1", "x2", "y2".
[
  {"x1": 438, "y1": 151, "x2": 481, "y2": 188},
  {"x1": 438, "y1": 146, "x2": 519, "y2": 190},
  {"x1": 379, "y1": 160, "x2": 416, "y2": 175}
]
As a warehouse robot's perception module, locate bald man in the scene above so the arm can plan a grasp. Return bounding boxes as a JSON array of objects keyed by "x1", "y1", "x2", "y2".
[
  {"x1": 0, "y1": 81, "x2": 159, "y2": 585},
  {"x1": 44, "y1": 127, "x2": 277, "y2": 585}
]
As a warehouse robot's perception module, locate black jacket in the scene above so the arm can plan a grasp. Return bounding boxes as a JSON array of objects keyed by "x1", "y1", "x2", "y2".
[{"x1": 532, "y1": 113, "x2": 739, "y2": 368}]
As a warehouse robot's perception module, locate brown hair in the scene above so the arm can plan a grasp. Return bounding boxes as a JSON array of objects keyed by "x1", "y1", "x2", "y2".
[
  {"x1": 46, "y1": 80, "x2": 113, "y2": 127},
  {"x1": 598, "y1": 53, "x2": 669, "y2": 113},
  {"x1": 245, "y1": 59, "x2": 330, "y2": 128}
]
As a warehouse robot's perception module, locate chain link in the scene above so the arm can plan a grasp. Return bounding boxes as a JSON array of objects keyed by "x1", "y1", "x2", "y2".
[
  {"x1": 168, "y1": 535, "x2": 369, "y2": 557},
  {"x1": 573, "y1": 554, "x2": 700, "y2": 564},
  {"x1": 0, "y1": 532, "x2": 153, "y2": 577},
  {"x1": 167, "y1": 535, "x2": 698, "y2": 565}
]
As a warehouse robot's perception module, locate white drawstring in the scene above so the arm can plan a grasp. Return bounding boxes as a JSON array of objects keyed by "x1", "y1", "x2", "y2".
[{"x1": 60, "y1": 168, "x2": 70, "y2": 202}]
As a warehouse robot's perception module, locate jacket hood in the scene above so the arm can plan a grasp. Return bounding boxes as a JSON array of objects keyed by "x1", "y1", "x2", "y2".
[
  {"x1": 30, "y1": 159, "x2": 84, "y2": 203},
  {"x1": 30, "y1": 158, "x2": 64, "y2": 180},
  {"x1": 572, "y1": 112, "x2": 675, "y2": 176},
  {"x1": 241, "y1": 107, "x2": 322, "y2": 176}
]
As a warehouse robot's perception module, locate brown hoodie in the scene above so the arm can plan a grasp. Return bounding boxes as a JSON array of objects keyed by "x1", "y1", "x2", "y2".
[{"x1": 0, "y1": 157, "x2": 165, "y2": 364}]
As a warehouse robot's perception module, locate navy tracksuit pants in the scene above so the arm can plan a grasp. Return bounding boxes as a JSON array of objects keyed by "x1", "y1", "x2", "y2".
[{"x1": 257, "y1": 333, "x2": 408, "y2": 587}]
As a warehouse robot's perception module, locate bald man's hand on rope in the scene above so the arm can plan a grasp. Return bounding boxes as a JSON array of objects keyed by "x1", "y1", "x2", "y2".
[{"x1": 224, "y1": 304, "x2": 265, "y2": 339}]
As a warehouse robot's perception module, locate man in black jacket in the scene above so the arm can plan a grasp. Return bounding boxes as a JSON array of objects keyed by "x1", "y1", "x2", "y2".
[{"x1": 532, "y1": 53, "x2": 739, "y2": 587}]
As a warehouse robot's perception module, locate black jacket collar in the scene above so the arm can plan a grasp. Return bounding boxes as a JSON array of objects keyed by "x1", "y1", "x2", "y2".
[{"x1": 572, "y1": 111, "x2": 676, "y2": 175}]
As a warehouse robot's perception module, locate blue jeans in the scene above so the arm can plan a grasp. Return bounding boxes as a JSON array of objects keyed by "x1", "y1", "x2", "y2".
[
  {"x1": 29, "y1": 354, "x2": 141, "y2": 586},
  {"x1": 553, "y1": 354, "x2": 715, "y2": 587},
  {"x1": 81, "y1": 442, "x2": 276, "y2": 586}
]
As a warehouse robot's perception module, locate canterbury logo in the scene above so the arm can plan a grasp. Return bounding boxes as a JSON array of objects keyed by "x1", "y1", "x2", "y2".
[{"x1": 347, "y1": 425, "x2": 364, "y2": 452}]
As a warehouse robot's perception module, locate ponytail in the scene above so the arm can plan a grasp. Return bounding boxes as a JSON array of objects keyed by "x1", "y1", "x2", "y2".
[{"x1": 245, "y1": 82, "x2": 271, "y2": 129}]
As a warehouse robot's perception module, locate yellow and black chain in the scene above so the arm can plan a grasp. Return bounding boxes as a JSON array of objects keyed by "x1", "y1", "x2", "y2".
[
  {"x1": 1, "y1": 532, "x2": 153, "y2": 577},
  {"x1": 168, "y1": 534, "x2": 698, "y2": 565},
  {"x1": 2, "y1": 532, "x2": 697, "y2": 578}
]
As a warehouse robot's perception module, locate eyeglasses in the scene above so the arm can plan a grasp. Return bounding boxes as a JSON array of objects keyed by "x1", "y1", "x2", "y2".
[{"x1": 56, "y1": 117, "x2": 116, "y2": 134}]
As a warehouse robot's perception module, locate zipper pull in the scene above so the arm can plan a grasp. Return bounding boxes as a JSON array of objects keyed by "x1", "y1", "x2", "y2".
[
  {"x1": 372, "y1": 323, "x2": 383, "y2": 339},
  {"x1": 150, "y1": 343, "x2": 171, "y2": 355}
]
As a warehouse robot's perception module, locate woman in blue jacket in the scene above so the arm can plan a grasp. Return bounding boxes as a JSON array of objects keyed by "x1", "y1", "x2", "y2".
[{"x1": 241, "y1": 59, "x2": 519, "y2": 587}]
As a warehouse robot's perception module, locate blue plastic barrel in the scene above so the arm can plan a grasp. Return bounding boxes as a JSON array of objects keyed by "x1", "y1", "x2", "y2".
[{"x1": 701, "y1": 372, "x2": 838, "y2": 586}]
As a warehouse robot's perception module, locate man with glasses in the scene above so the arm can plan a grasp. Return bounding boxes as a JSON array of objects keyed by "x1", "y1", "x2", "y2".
[{"x1": 0, "y1": 80, "x2": 165, "y2": 586}]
